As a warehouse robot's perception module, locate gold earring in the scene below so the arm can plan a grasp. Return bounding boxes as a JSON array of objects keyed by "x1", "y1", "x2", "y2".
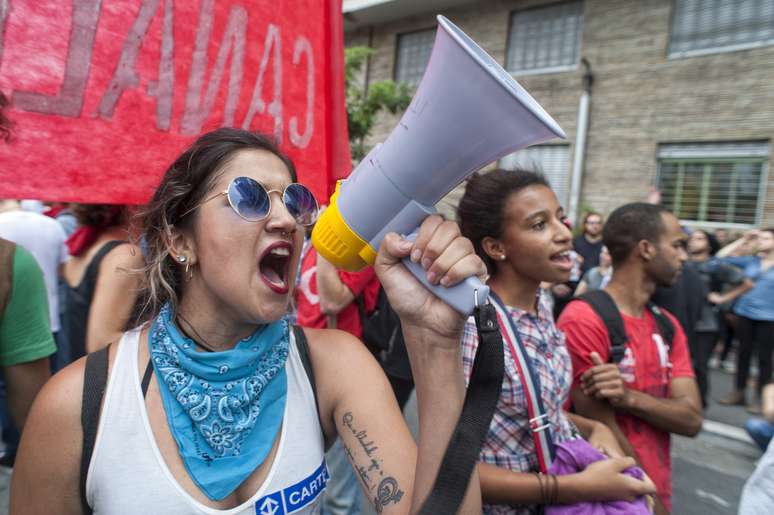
[{"x1": 185, "y1": 260, "x2": 192, "y2": 280}]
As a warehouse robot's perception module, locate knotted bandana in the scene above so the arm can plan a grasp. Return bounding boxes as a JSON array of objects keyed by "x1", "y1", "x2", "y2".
[{"x1": 150, "y1": 304, "x2": 289, "y2": 500}]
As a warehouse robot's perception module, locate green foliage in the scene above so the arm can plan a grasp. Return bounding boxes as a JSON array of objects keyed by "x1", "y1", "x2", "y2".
[{"x1": 345, "y1": 46, "x2": 412, "y2": 161}]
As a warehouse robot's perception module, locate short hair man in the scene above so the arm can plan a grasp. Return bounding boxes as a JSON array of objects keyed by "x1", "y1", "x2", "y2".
[
  {"x1": 573, "y1": 211, "x2": 604, "y2": 275},
  {"x1": 558, "y1": 203, "x2": 702, "y2": 514}
]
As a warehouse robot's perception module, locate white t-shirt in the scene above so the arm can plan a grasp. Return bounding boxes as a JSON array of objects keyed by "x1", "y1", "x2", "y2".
[{"x1": 0, "y1": 210, "x2": 68, "y2": 332}]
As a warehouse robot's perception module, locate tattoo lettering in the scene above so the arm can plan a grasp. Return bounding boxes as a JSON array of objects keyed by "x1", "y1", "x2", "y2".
[
  {"x1": 342, "y1": 411, "x2": 379, "y2": 457},
  {"x1": 340, "y1": 411, "x2": 404, "y2": 513},
  {"x1": 374, "y1": 477, "x2": 404, "y2": 513}
]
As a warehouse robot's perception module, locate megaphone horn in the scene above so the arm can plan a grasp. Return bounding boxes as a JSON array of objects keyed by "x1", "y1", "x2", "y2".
[{"x1": 312, "y1": 15, "x2": 566, "y2": 315}]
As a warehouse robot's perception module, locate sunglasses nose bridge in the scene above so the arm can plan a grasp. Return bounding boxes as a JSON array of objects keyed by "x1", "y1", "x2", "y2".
[{"x1": 264, "y1": 188, "x2": 297, "y2": 226}]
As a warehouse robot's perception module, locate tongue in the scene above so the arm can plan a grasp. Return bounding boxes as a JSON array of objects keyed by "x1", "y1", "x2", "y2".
[{"x1": 260, "y1": 259, "x2": 285, "y2": 285}]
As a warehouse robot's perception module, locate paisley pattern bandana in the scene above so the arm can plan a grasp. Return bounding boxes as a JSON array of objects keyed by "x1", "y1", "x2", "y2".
[{"x1": 149, "y1": 304, "x2": 289, "y2": 501}]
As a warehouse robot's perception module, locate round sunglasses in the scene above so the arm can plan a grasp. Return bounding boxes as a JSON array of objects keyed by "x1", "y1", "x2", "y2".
[{"x1": 180, "y1": 176, "x2": 319, "y2": 226}]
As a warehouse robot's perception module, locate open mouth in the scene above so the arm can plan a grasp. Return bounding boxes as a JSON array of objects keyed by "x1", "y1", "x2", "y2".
[
  {"x1": 549, "y1": 250, "x2": 573, "y2": 272},
  {"x1": 259, "y1": 242, "x2": 293, "y2": 294}
]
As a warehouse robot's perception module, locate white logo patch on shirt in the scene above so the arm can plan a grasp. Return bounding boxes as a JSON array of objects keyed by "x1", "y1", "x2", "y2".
[{"x1": 255, "y1": 460, "x2": 329, "y2": 515}]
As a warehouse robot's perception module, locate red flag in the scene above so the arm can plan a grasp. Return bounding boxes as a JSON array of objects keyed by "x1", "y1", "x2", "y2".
[{"x1": 0, "y1": 0, "x2": 350, "y2": 204}]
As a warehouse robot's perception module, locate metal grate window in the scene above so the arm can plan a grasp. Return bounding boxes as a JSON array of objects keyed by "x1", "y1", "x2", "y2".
[
  {"x1": 395, "y1": 29, "x2": 436, "y2": 85},
  {"x1": 669, "y1": 0, "x2": 774, "y2": 57},
  {"x1": 499, "y1": 145, "x2": 571, "y2": 207},
  {"x1": 657, "y1": 142, "x2": 769, "y2": 226},
  {"x1": 506, "y1": 1, "x2": 583, "y2": 74}
]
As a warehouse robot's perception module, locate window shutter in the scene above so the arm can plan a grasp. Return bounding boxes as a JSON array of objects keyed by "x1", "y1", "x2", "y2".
[{"x1": 507, "y1": 1, "x2": 583, "y2": 73}]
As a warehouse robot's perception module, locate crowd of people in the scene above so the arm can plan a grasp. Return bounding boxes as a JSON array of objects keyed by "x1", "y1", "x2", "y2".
[{"x1": 0, "y1": 127, "x2": 772, "y2": 514}]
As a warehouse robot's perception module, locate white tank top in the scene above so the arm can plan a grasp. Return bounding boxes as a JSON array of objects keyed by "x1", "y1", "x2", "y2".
[{"x1": 86, "y1": 328, "x2": 328, "y2": 515}]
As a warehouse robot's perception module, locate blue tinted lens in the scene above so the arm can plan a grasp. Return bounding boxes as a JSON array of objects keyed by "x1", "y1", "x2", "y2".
[
  {"x1": 284, "y1": 183, "x2": 319, "y2": 226},
  {"x1": 228, "y1": 177, "x2": 270, "y2": 221}
]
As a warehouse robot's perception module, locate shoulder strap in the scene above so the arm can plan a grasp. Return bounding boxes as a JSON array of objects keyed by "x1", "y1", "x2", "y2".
[
  {"x1": 578, "y1": 290, "x2": 629, "y2": 364},
  {"x1": 79, "y1": 344, "x2": 111, "y2": 515},
  {"x1": 418, "y1": 301, "x2": 504, "y2": 515},
  {"x1": 647, "y1": 302, "x2": 675, "y2": 349},
  {"x1": 489, "y1": 293, "x2": 555, "y2": 472},
  {"x1": 291, "y1": 325, "x2": 324, "y2": 433}
]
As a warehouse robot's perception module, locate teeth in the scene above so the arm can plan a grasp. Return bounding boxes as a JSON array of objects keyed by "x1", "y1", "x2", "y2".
[{"x1": 270, "y1": 247, "x2": 290, "y2": 257}]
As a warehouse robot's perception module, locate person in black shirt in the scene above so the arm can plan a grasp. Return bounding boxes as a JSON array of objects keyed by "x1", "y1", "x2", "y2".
[{"x1": 573, "y1": 212, "x2": 604, "y2": 275}]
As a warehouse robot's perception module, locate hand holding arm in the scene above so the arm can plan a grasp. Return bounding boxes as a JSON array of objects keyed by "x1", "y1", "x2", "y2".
[
  {"x1": 708, "y1": 279, "x2": 754, "y2": 306},
  {"x1": 581, "y1": 353, "x2": 702, "y2": 436}
]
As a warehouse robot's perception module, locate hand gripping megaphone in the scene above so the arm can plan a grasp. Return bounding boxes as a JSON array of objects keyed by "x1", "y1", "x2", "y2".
[{"x1": 312, "y1": 15, "x2": 566, "y2": 315}]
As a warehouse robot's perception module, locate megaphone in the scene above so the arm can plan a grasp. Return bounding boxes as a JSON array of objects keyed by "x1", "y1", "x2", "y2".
[{"x1": 312, "y1": 15, "x2": 566, "y2": 315}]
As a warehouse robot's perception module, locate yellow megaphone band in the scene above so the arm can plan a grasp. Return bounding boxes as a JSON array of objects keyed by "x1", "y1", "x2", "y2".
[{"x1": 312, "y1": 181, "x2": 378, "y2": 272}]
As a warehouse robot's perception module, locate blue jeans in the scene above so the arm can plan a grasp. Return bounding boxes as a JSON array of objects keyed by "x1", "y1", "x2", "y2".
[
  {"x1": 745, "y1": 418, "x2": 774, "y2": 451},
  {"x1": 321, "y1": 438, "x2": 363, "y2": 515}
]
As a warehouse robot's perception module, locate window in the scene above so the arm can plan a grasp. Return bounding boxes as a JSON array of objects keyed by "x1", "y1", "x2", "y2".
[
  {"x1": 657, "y1": 142, "x2": 769, "y2": 226},
  {"x1": 394, "y1": 29, "x2": 436, "y2": 85},
  {"x1": 669, "y1": 0, "x2": 774, "y2": 57},
  {"x1": 499, "y1": 145, "x2": 571, "y2": 207},
  {"x1": 506, "y1": 1, "x2": 583, "y2": 74}
]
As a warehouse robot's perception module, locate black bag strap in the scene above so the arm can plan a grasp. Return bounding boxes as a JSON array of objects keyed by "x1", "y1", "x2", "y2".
[
  {"x1": 647, "y1": 302, "x2": 674, "y2": 350},
  {"x1": 418, "y1": 302, "x2": 504, "y2": 514},
  {"x1": 291, "y1": 325, "x2": 324, "y2": 434},
  {"x1": 578, "y1": 290, "x2": 629, "y2": 364},
  {"x1": 79, "y1": 344, "x2": 111, "y2": 515}
]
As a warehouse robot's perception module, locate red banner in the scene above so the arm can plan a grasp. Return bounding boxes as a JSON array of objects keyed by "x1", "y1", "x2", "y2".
[{"x1": 0, "y1": 0, "x2": 350, "y2": 204}]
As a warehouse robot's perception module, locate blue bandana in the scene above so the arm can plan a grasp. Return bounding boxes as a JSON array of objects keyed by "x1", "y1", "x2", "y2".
[{"x1": 149, "y1": 304, "x2": 289, "y2": 501}]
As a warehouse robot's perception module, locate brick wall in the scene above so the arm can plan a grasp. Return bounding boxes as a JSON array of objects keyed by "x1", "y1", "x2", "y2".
[{"x1": 345, "y1": 0, "x2": 774, "y2": 227}]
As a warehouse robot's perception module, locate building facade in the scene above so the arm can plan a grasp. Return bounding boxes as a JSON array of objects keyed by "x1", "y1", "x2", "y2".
[{"x1": 343, "y1": 0, "x2": 774, "y2": 229}]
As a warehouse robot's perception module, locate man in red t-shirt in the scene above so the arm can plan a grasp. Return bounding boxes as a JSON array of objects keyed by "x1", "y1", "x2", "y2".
[{"x1": 558, "y1": 203, "x2": 702, "y2": 514}]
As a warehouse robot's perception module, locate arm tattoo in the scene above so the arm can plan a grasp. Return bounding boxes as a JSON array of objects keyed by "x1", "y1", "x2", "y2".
[{"x1": 341, "y1": 411, "x2": 405, "y2": 512}]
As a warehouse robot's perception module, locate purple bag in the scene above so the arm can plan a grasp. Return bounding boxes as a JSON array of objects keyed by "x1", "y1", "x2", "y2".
[{"x1": 545, "y1": 439, "x2": 651, "y2": 515}]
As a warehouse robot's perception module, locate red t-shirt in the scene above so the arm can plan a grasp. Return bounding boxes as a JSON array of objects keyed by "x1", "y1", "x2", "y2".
[
  {"x1": 295, "y1": 246, "x2": 380, "y2": 338},
  {"x1": 557, "y1": 300, "x2": 695, "y2": 511}
]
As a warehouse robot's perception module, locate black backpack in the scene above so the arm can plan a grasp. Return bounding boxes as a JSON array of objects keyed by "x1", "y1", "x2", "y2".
[
  {"x1": 356, "y1": 287, "x2": 403, "y2": 354},
  {"x1": 578, "y1": 290, "x2": 675, "y2": 364}
]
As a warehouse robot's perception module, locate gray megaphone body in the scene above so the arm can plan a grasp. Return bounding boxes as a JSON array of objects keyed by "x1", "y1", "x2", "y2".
[{"x1": 311, "y1": 15, "x2": 566, "y2": 315}]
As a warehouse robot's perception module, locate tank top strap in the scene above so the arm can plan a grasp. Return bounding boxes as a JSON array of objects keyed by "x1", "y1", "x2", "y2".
[{"x1": 78, "y1": 240, "x2": 128, "y2": 293}]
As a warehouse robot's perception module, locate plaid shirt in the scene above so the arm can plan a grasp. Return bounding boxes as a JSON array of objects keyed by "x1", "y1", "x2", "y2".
[{"x1": 462, "y1": 292, "x2": 577, "y2": 515}]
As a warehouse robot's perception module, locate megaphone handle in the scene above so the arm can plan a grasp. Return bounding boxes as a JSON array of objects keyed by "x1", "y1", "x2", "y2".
[{"x1": 401, "y1": 232, "x2": 489, "y2": 316}]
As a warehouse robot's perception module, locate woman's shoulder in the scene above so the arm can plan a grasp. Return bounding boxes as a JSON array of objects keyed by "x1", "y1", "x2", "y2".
[{"x1": 298, "y1": 326, "x2": 375, "y2": 366}]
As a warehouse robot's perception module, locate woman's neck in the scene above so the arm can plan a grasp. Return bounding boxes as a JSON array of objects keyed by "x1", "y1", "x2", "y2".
[
  {"x1": 487, "y1": 269, "x2": 541, "y2": 315},
  {"x1": 690, "y1": 250, "x2": 710, "y2": 262},
  {"x1": 176, "y1": 294, "x2": 258, "y2": 351}
]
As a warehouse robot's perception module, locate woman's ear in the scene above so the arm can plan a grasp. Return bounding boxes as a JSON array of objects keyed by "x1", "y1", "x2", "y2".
[
  {"x1": 482, "y1": 236, "x2": 505, "y2": 263},
  {"x1": 165, "y1": 224, "x2": 197, "y2": 265}
]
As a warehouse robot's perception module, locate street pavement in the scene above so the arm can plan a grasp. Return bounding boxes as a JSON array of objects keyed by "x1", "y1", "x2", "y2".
[{"x1": 672, "y1": 366, "x2": 763, "y2": 515}]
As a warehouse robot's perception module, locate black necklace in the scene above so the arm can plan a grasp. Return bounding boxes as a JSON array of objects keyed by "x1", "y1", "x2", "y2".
[{"x1": 175, "y1": 313, "x2": 218, "y2": 353}]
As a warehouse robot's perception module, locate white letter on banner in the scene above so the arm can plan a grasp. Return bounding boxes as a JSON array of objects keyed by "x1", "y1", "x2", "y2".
[
  {"x1": 12, "y1": 0, "x2": 102, "y2": 117},
  {"x1": 288, "y1": 36, "x2": 313, "y2": 149},
  {"x1": 181, "y1": 0, "x2": 247, "y2": 135},
  {"x1": 97, "y1": 0, "x2": 176, "y2": 131},
  {"x1": 242, "y1": 24, "x2": 282, "y2": 143}
]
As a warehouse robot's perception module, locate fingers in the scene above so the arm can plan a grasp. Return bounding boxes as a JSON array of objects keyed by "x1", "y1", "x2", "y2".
[
  {"x1": 378, "y1": 232, "x2": 414, "y2": 266},
  {"x1": 436, "y1": 254, "x2": 487, "y2": 287},
  {"x1": 590, "y1": 351, "x2": 604, "y2": 366},
  {"x1": 609, "y1": 456, "x2": 637, "y2": 472},
  {"x1": 410, "y1": 216, "x2": 456, "y2": 269}
]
